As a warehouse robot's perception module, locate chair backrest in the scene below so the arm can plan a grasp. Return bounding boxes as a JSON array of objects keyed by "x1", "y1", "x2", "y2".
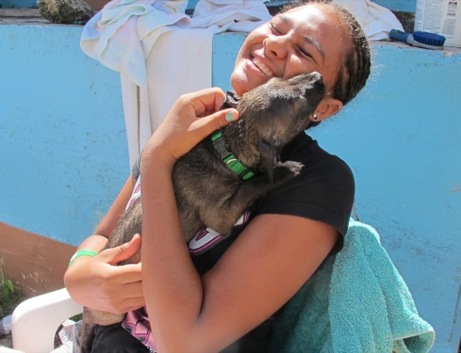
[{"x1": 12, "y1": 288, "x2": 82, "y2": 352}]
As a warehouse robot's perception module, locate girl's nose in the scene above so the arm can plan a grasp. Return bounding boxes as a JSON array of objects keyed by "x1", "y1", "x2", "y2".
[{"x1": 263, "y1": 35, "x2": 288, "y2": 60}]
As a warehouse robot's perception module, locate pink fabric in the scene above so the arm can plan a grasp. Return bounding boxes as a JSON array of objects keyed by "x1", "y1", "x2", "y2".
[{"x1": 122, "y1": 308, "x2": 157, "y2": 353}]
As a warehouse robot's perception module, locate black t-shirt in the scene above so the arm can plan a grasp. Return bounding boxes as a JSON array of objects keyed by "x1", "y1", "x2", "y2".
[
  {"x1": 189, "y1": 132, "x2": 354, "y2": 275},
  {"x1": 131, "y1": 131, "x2": 354, "y2": 352},
  {"x1": 188, "y1": 132, "x2": 354, "y2": 352}
]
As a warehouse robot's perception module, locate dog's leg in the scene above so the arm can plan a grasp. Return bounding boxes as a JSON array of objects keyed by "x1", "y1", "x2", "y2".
[
  {"x1": 80, "y1": 307, "x2": 125, "y2": 353},
  {"x1": 200, "y1": 161, "x2": 303, "y2": 235},
  {"x1": 80, "y1": 307, "x2": 96, "y2": 353}
]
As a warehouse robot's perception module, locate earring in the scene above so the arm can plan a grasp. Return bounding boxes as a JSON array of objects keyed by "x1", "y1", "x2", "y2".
[{"x1": 312, "y1": 113, "x2": 319, "y2": 121}]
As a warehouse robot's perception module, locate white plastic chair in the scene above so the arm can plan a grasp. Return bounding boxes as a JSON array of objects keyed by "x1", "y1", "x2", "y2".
[{"x1": 11, "y1": 288, "x2": 82, "y2": 353}]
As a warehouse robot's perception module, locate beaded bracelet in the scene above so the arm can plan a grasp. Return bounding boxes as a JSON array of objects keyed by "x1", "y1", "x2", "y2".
[{"x1": 68, "y1": 249, "x2": 98, "y2": 267}]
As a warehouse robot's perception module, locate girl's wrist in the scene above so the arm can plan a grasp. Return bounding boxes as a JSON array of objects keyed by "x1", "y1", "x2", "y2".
[
  {"x1": 141, "y1": 145, "x2": 177, "y2": 173},
  {"x1": 68, "y1": 249, "x2": 98, "y2": 267},
  {"x1": 66, "y1": 234, "x2": 108, "y2": 268},
  {"x1": 75, "y1": 234, "x2": 109, "y2": 252}
]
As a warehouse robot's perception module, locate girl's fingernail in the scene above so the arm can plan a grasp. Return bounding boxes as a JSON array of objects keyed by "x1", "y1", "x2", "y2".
[{"x1": 225, "y1": 112, "x2": 236, "y2": 122}]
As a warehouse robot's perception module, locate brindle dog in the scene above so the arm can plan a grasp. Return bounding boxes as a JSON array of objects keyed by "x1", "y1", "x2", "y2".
[{"x1": 79, "y1": 71, "x2": 326, "y2": 353}]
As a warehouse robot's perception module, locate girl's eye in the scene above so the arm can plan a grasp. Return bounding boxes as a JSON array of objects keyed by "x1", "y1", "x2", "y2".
[
  {"x1": 299, "y1": 47, "x2": 313, "y2": 59},
  {"x1": 270, "y1": 23, "x2": 282, "y2": 35}
]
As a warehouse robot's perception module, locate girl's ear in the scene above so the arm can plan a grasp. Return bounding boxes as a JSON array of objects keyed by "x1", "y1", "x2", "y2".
[{"x1": 310, "y1": 97, "x2": 344, "y2": 122}]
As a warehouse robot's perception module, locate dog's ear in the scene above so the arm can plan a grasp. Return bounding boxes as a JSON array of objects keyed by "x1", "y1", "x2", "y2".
[
  {"x1": 222, "y1": 91, "x2": 240, "y2": 109},
  {"x1": 258, "y1": 139, "x2": 276, "y2": 183}
]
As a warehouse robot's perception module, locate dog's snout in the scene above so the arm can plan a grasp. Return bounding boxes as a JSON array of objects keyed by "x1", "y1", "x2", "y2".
[
  {"x1": 301, "y1": 71, "x2": 326, "y2": 98},
  {"x1": 309, "y1": 71, "x2": 325, "y2": 89},
  {"x1": 309, "y1": 71, "x2": 322, "y2": 83}
]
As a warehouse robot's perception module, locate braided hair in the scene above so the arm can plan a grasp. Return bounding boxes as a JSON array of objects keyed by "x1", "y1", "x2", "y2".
[{"x1": 281, "y1": 0, "x2": 371, "y2": 106}]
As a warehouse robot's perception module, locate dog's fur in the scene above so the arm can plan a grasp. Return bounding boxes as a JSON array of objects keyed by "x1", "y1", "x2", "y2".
[{"x1": 79, "y1": 71, "x2": 326, "y2": 353}]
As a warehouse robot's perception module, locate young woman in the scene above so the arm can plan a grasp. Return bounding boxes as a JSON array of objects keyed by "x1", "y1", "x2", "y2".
[{"x1": 65, "y1": 1, "x2": 371, "y2": 352}]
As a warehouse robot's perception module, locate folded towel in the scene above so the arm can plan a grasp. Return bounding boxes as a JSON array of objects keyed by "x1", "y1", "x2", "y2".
[
  {"x1": 191, "y1": 0, "x2": 272, "y2": 32},
  {"x1": 332, "y1": 0, "x2": 404, "y2": 40},
  {"x1": 81, "y1": 0, "x2": 191, "y2": 87},
  {"x1": 270, "y1": 219, "x2": 435, "y2": 353}
]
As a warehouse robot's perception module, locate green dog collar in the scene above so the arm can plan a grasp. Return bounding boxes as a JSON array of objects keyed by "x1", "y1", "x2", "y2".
[{"x1": 211, "y1": 131, "x2": 255, "y2": 180}]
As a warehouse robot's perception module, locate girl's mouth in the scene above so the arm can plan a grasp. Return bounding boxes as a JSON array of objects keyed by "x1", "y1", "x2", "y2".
[{"x1": 252, "y1": 56, "x2": 274, "y2": 78}]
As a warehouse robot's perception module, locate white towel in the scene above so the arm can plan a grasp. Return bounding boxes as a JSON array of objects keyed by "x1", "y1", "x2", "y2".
[
  {"x1": 81, "y1": 0, "x2": 191, "y2": 87},
  {"x1": 332, "y1": 0, "x2": 403, "y2": 40},
  {"x1": 123, "y1": 27, "x2": 217, "y2": 164},
  {"x1": 191, "y1": 0, "x2": 272, "y2": 32},
  {"x1": 81, "y1": 0, "x2": 272, "y2": 166}
]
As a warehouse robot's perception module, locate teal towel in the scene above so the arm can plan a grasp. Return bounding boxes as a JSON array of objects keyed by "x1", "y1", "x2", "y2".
[{"x1": 270, "y1": 219, "x2": 435, "y2": 353}]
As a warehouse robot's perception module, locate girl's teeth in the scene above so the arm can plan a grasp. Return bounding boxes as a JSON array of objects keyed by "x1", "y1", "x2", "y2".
[{"x1": 253, "y1": 58, "x2": 273, "y2": 77}]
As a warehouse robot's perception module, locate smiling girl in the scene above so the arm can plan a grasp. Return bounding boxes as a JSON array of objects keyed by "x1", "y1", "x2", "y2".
[{"x1": 65, "y1": 1, "x2": 371, "y2": 352}]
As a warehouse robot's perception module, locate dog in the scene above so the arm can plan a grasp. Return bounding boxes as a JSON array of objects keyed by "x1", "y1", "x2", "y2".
[{"x1": 79, "y1": 71, "x2": 326, "y2": 353}]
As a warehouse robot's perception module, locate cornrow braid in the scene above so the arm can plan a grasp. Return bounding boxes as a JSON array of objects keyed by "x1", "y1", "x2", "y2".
[
  {"x1": 331, "y1": 4, "x2": 371, "y2": 105},
  {"x1": 281, "y1": 0, "x2": 371, "y2": 106}
]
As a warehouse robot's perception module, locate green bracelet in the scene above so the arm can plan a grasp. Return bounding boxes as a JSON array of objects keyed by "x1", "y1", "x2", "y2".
[{"x1": 68, "y1": 249, "x2": 98, "y2": 267}]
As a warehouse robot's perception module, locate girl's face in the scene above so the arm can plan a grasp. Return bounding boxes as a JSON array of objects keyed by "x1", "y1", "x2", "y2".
[{"x1": 230, "y1": 4, "x2": 350, "y2": 97}]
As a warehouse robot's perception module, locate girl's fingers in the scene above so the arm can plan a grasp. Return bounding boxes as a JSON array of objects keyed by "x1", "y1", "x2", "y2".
[
  {"x1": 110, "y1": 262, "x2": 143, "y2": 284},
  {"x1": 187, "y1": 87, "x2": 227, "y2": 116},
  {"x1": 190, "y1": 108, "x2": 239, "y2": 139},
  {"x1": 104, "y1": 233, "x2": 142, "y2": 265}
]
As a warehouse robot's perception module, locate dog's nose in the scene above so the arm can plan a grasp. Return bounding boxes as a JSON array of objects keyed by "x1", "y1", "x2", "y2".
[
  {"x1": 310, "y1": 71, "x2": 324, "y2": 88},
  {"x1": 310, "y1": 71, "x2": 322, "y2": 82},
  {"x1": 302, "y1": 71, "x2": 326, "y2": 98}
]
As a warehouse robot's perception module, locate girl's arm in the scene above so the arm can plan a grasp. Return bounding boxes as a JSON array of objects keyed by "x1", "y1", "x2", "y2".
[
  {"x1": 140, "y1": 88, "x2": 338, "y2": 353},
  {"x1": 64, "y1": 176, "x2": 145, "y2": 314}
]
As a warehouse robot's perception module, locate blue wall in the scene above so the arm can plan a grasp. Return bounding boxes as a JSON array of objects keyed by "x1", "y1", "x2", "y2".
[
  {"x1": 0, "y1": 25, "x2": 129, "y2": 244},
  {"x1": 0, "y1": 24, "x2": 460, "y2": 352}
]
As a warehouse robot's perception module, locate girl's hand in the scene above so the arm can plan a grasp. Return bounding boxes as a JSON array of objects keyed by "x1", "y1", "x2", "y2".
[
  {"x1": 64, "y1": 234, "x2": 145, "y2": 314},
  {"x1": 142, "y1": 87, "x2": 239, "y2": 167}
]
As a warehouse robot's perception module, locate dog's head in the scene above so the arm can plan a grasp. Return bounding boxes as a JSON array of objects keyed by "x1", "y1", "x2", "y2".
[{"x1": 223, "y1": 72, "x2": 326, "y2": 178}]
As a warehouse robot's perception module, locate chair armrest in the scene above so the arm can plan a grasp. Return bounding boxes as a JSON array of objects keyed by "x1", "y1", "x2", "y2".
[{"x1": 12, "y1": 288, "x2": 82, "y2": 353}]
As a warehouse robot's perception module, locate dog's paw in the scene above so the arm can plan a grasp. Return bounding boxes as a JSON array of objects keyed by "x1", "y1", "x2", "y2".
[
  {"x1": 276, "y1": 160, "x2": 304, "y2": 175},
  {"x1": 272, "y1": 160, "x2": 304, "y2": 185}
]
